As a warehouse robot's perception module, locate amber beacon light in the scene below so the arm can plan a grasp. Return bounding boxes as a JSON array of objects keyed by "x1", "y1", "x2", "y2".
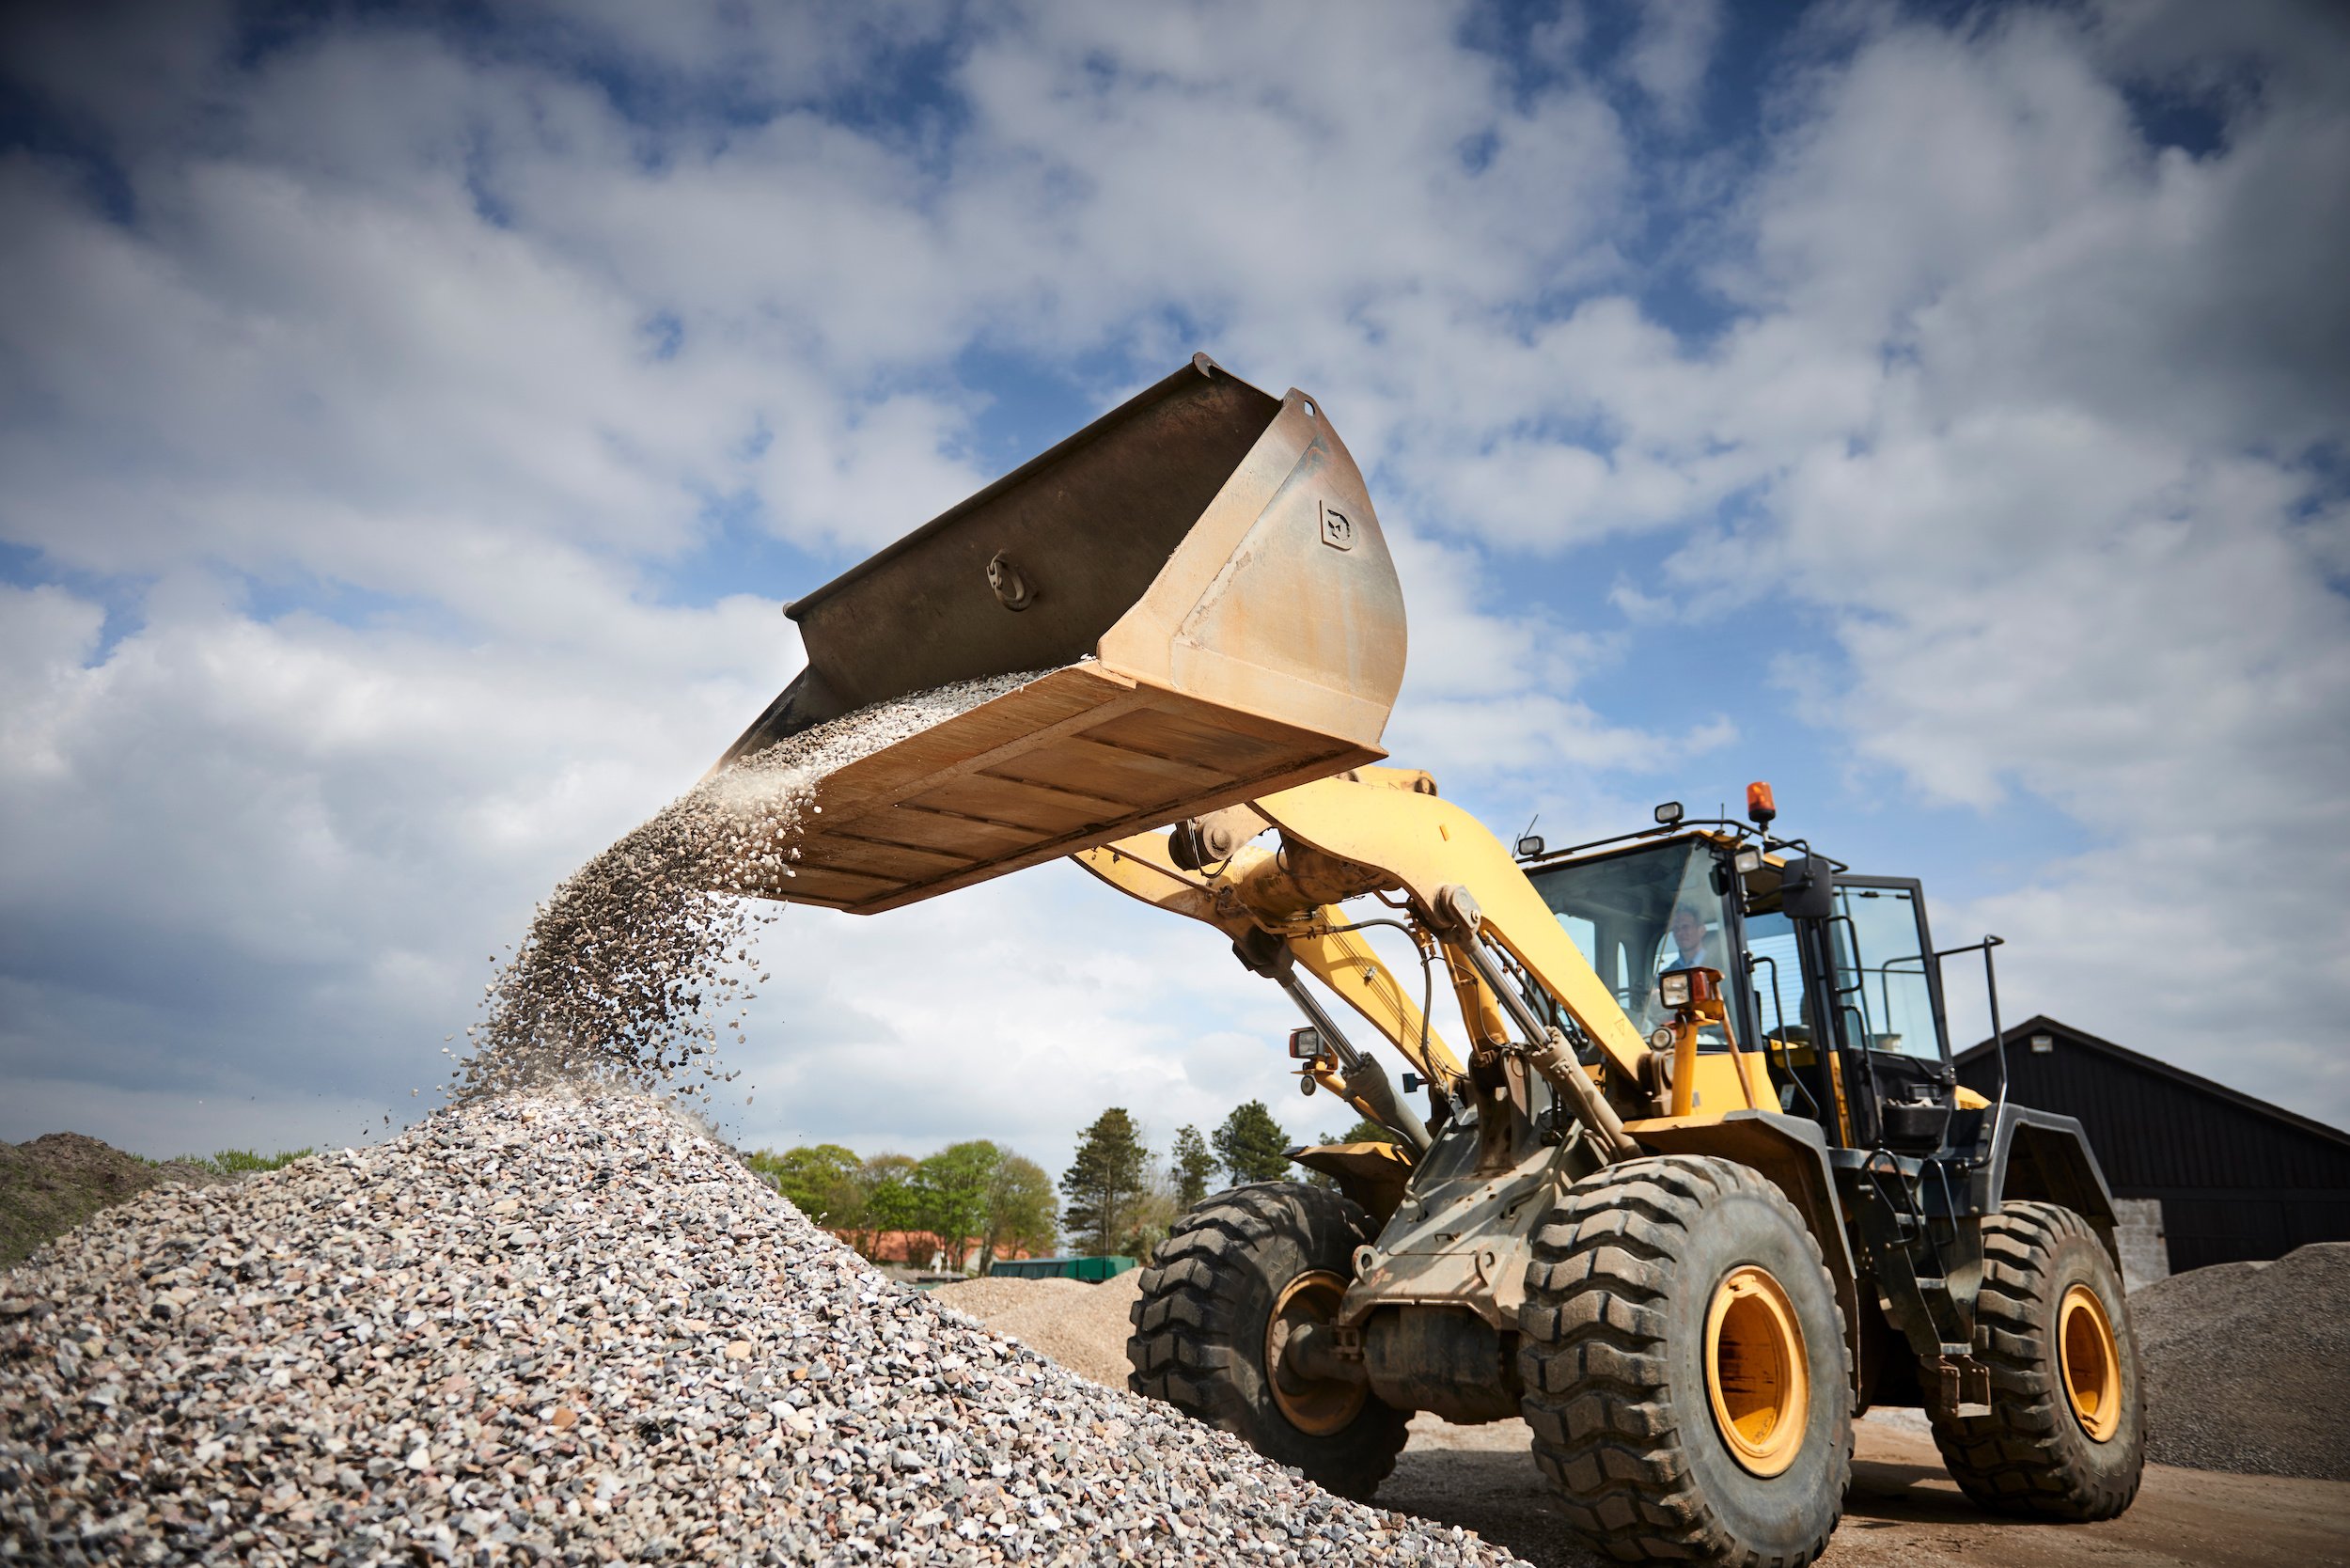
[{"x1": 1746, "y1": 781, "x2": 1777, "y2": 828}]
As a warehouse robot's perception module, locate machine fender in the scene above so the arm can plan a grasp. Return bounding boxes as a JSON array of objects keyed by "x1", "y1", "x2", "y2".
[
  {"x1": 1288, "y1": 1141, "x2": 1416, "y2": 1227},
  {"x1": 1981, "y1": 1106, "x2": 2121, "y2": 1249},
  {"x1": 1622, "y1": 1109, "x2": 1863, "y2": 1385}
]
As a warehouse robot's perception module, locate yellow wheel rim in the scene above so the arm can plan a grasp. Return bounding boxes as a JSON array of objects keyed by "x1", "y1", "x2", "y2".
[
  {"x1": 1264, "y1": 1269, "x2": 1363, "y2": 1437},
  {"x1": 1705, "y1": 1265, "x2": 1810, "y2": 1477},
  {"x1": 2058, "y1": 1283, "x2": 2123, "y2": 1443}
]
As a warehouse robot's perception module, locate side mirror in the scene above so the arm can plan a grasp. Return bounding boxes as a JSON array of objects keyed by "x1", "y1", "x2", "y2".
[{"x1": 1780, "y1": 856, "x2": 1835, "y2": 920}]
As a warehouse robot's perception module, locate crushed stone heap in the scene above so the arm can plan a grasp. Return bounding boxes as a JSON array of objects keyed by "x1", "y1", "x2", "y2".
[
  {"x1": 929, "y1": 1277, "x2": 1144, "y2": 1393},
  {"x1": 0, "y1": 1091, "x2": 1527, "y2": 1568},
  {"x1": 2131, "y1": 1241, "x2": 2350, "y2": 1482}
]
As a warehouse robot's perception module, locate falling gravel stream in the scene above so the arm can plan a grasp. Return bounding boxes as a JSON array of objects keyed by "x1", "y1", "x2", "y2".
[{"x1": 451, "y1": 673, "x2": 1044, "y2": 1104}]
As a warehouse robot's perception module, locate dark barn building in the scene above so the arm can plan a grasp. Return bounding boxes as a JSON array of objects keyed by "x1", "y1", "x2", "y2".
[{"x1": 1956, "y1": 1015, "x2": 2350, "y2": 1275}]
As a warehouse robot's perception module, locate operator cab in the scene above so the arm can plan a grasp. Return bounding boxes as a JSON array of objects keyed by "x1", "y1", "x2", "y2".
[{"x1": 1519, "y1": 818, "x2": 1967, "y2": 1154}]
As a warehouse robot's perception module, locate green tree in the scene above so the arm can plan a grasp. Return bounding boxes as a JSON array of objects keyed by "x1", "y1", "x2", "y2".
[
  {"x1": 748, "y1": 1142, "x2": 865, "y2": 1228},
  {"x1": 1119, "y1": 1185, "x2": 1179, "y2": 1262},
  {"x1": 1169, "y1": 1124, "x2": 1215, "y2": 1209},
  {"x1": 1060, "y1": 1107, "x2": 1149, "y2": 1256},
  {"x1": 1212, "y1": 1100, "x2": 1292, "y2": 1185},
  {"x1": 983, "y1": 1153, "x2": 1058, "y2": 1268},
  {"x1": 911, "y1": 1140, "x2": 1003, "y2": 1272},
  {"x1": 852, "y1": 1152, "x2": 919, "y2": 1259}
]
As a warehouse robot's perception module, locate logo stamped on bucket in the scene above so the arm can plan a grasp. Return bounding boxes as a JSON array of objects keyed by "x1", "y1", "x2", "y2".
[{"x1": 1320, "y1": 500, "x2": 1355, "y2": 552}]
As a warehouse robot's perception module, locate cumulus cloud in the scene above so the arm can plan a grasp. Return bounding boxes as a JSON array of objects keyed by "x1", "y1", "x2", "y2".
[{"x1": 2, "y1": 0, "x2": 2345, "y2": 1168}]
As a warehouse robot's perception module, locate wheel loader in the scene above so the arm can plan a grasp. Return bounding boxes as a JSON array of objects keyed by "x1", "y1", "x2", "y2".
[{"x1": 710, "y1": 356, "x2": 2147, "y2": 1564}]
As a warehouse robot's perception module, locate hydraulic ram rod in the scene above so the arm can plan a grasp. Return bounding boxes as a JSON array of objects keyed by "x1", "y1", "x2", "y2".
[{"x1": 1434, "y1": 886, "x2": 1639, "y2": 1161}]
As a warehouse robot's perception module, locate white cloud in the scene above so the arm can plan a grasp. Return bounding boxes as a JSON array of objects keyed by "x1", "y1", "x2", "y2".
[
  {"x1": 1632, "y1": 6, "x2": 2350, "y2": 1111},
  {"x1": 1622, "y1": 0, "x2": 1726, "y2": 132},
  {"x1": 2, "y1": 0, "x2": 2345, "y2": 1169}
]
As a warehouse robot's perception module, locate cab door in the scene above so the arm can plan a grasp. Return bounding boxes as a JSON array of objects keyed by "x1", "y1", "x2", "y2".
[{"x1": 1822, "y1": 877, "x2": 1955, "y2": 1147}]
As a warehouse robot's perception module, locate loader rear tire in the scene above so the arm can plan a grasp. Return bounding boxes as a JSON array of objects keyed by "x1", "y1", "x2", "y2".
[
  {"x1": 1519, "y1": 1154, "x2": 1852, "y2": 1567},
  {"x1": 1126, "y1": 1182, "x2": 1408, "y2": 1500},
  {"x1": 1927, "y1": 1201, "x2": 2145, "y2": 1520}
]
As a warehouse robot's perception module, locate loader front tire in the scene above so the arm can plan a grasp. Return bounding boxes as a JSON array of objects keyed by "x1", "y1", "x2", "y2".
[
  {"x1": 1519, "y1": 1154, "x2": 1852, "y2": 1567},
  {"x1": 1126, "y1": 1182, "x2": 1408, "y2": 1500},
  {"x1": 1927, "y1": 1201, "x2": 2145, "y2": 1520}
]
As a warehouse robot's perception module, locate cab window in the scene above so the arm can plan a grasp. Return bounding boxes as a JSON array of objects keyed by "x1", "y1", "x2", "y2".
[{"x1": 1829, "y1": 884, "x2": 1945, "y2": 1058}]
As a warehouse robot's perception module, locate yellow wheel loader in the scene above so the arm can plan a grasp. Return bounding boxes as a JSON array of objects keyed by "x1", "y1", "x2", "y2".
[{"x1": 712, "y1": 357, "x2": 2147, "y2": 1564}]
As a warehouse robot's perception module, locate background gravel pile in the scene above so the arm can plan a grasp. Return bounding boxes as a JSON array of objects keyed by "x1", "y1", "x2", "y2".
[
  {"x1": 1, "y1": 1090, "x2": 1527, "y2": 1567},
  {"x1": 454, "y1": 673, "x2": 1043, "y2": 1105},
  {"x1": 930, "y1": 1278, "x2": 1144, "y2": 1392},
  {"x1": 2131, "y1": 1241, "x2": 2349, "y2": 1481}
]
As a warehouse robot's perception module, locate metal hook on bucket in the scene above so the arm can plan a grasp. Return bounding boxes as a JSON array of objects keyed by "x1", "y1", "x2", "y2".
[{"x1": 986, "y1": 551, "x2": 1036, "y2": 611}]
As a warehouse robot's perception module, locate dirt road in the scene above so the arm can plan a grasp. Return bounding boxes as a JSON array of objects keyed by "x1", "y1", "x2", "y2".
[{"x1": 1383, "y1": 1415, "x2": 2350, "y2": 1568}]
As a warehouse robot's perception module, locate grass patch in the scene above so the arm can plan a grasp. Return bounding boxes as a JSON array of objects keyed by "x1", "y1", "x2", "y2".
[{"x1": 159, "y1": 1148, "x2": 315, "y2": 1176}]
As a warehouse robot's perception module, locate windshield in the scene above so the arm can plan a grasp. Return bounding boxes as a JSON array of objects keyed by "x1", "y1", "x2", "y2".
[{"x1": 1525, "y1": 839, "x2": 1735, "y2": 1047}]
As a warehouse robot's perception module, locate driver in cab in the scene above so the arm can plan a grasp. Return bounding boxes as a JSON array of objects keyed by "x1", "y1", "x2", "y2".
[{"x1": 1642, "y1": 903, "x2": 1727, "y2": 1031}]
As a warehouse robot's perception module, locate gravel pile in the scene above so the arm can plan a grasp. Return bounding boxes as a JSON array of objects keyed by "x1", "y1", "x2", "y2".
[
  {"x1": 454, "y1": 673, "x2": 1044, "y2": 1105},
  {"x1": 1, "y1": 1090, "x2": 1526, "y2": 1567},
  {"x1": 2131, "y1": 1242, "x2": 2350, "y2": 1481},
  {"x1": 930, "y1": 1277, "x2": 1144, "y2": 1392}
]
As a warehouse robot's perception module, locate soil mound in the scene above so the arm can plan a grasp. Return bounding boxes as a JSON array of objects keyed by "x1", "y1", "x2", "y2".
[
  {"x1": 932, "y1": 1274, "x2": 1145, "y2": 1389},
  {"x1": 0, "y1": 1134, "x2": 225, "y2": 1268},
  {"x1": 2132, "y1": 1241, "x2": 2350, "y2": 1481},
  {"x1": 0, "y1": 1091, "x2": 1524, "y2": 1566}
]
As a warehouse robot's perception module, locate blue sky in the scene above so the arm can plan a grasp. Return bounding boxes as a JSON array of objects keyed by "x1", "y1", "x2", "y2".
[{"x1": 2, "y1": 0, "x2": 2345, "y2": 1180}]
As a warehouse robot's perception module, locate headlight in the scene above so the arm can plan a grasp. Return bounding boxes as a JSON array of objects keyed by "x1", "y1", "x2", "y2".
[{"x1": 1659, "y1": 972, "x2": 1693, "y2": 1009}]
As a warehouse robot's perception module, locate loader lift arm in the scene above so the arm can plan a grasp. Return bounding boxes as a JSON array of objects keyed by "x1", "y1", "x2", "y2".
[{"x1": 1075, "y1": 766, "x2": 1777, "y2": 1160}]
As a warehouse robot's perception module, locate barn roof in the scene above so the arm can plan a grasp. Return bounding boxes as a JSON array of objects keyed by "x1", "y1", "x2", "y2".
[{"x1": 1955, "y1": 1014, "x2": 2350, "y2": 1152}]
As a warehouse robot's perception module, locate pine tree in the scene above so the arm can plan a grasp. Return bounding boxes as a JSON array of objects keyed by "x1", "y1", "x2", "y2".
[
  {"x1": 1059, "y1": 1107, "x2": 1149, "y2": 1256},
  {"x1": 1169, "y1": 1124, "x2": 1216, "y2": 1209},
  {"x1": 1212, "y1": 1100, "x2": 1292, "y2": 1185}
]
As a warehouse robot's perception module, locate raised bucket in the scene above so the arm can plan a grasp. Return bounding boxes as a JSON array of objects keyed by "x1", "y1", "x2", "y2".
[{"x1": 713, "y1": 353, "x2": 1406, "y2": 915}]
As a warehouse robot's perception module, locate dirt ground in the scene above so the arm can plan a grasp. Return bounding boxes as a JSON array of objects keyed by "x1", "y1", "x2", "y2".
[
  {"x1": 0, "y1": 1133, "x2": 226, "y2": 1266},
  {"x1": 1386, "y1": 1413, "x2": 2350, "y2": 1568},
  {"x1": 941, "y1": 1270, "x2": 2350, "y2": 1565}
]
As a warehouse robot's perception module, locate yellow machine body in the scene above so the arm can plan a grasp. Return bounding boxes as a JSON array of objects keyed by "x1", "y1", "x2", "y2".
[{"x1": 707, "y1": 361, "x2": 2144, "y2": 1560}]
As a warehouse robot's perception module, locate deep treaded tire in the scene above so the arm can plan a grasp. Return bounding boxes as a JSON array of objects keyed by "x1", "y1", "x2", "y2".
[
  {"x1": 1126, "y1": 1182, "x2": 1408, "y2": 1499},
  {"x1": 1519, "y1": 1155, "x2": 1852, "y2": 1567},
  {"x1": 1927, "y1": 1202, "x2": 2145, "y2": 1520}
]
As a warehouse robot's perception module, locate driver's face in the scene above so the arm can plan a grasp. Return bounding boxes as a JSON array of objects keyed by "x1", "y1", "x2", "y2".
[{"x1": 1672, "y1": 912, "x2": 1704, "y2": 947}]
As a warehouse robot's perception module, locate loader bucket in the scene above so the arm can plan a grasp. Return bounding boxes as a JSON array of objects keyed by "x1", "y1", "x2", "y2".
[{"x1": 712, "y1": 353, "x2": 1406, "y2": 915}]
